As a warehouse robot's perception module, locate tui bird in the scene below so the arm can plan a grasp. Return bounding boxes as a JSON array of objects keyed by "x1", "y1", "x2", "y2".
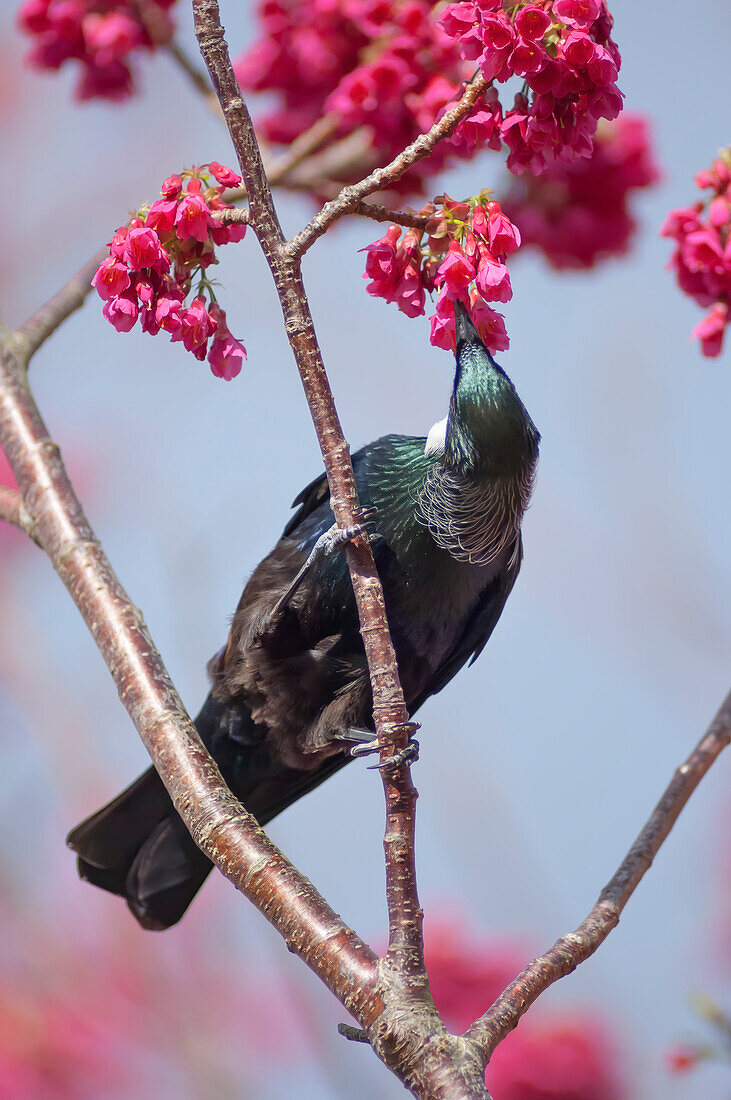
[{"x1": 68, "y1": 303, "x2": 540, "y2": 930}]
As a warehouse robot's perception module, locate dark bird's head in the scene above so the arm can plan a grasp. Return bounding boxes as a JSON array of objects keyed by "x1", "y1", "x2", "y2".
[{"x1": 429, "y1": 301, "x2": 540, "y2": 481}]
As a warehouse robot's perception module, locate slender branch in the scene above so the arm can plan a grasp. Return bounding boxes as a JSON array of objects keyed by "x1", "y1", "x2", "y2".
[
  {"x1": 266, "y1": 114, "x2": 342, "y2": 181},
  {"x1": 353, "y1": 202, "x2": 429, "y2": 230},
  {"x1": 191, "y1": 3, "x2": 478, "y2": 1092},
  {"x1": 214, "y1": 207, "x2": 249, "y2": 226},
  {"x1": 0, "y1": 332, "x2": 381, "y2": 1026},
  {"x1": 0, "y1": 485, "x2": 22, "y2": 530},
  {"x1": 466, "y1": 697, "x2": 731, "y2": 1058},
  {"x1": 0, "y1": 484, "x2": 40, "y2": 545},
  {"x1": 286, "y1": 73, "x2": 488, "y2": 258},
  {"x1": 13, "y1": 248, "x2": 108, "y2": 362},
  {"x1": 193, "y1": 0, "x2": 423, "y2": 960}
]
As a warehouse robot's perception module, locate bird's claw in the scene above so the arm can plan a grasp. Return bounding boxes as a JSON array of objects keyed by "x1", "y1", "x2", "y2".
[
  {"x1": 343, "y1": 722, "x2": 420, "y2": 770},
  {"x1": 368, "y1": 739, "x2": 420, "y2": 770},
  {"x1": 320, "y1": 509, "x2": 378, "y2": 557}
]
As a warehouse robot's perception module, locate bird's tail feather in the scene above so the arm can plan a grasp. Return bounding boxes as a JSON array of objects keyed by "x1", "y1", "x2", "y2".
[{"x1": 67, "y1": 696, "x2": 350, "y2": 930}]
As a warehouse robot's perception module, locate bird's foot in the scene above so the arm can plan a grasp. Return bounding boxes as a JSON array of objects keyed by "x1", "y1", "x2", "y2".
[
  {"x1": 339, "y1": 723, "x2": 420, "y2": 770},
  {"x1": 313, "y1": 509, "x2": 378, "y2": 560},
  {"x1": 270, "y1": 509, "x2": 378, "y2": 622}
]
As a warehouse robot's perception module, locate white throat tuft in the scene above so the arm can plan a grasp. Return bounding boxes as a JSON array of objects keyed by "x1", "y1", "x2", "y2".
[{"x1": 424, "y1": 415, "x2": 448, "y2": 457}]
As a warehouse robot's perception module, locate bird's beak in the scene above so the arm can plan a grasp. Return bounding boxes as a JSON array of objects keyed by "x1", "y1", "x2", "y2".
[{"x1": 454, "y1": 300, "x2": 481, "y2": 347}]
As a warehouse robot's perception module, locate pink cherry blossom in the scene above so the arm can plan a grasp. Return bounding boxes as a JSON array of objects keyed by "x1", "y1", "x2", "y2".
[
  {"x1": 363, "y1": 190, "x2": 520, "y2": 352},
  {"x1": 209, "y1": 161, "x2": 242, "y2": 188},
  {"x1": 393, "y1": 268, "x2": 426, "y2": 317},
  {"x1": 504, "y1": 112, "x2": 659, "y2": 270},
  {"x1": 692, "y1": 303, "x2": 727, "y2": 357},
  {"x1": 515, "y1": 6, "x2": 551, "y2": 40},
  {"x1": 552, "y1": 0, "x2": 602, "y2": 28},
  {"x1": 82, "y1": 11, "x2": 141, "y2": 65},
  {"x1": 123, "y1": 226, "x2": 169, "y2": 272},
  {"x1": 92, "y1": 258, "x2": 130, "y2": 301},
  {"x1": 145, "y1": 198, "x2": 178, "y2": 232},
  {"x1": 102, "y1": 290, "x2": 138, "y2": 332},
  {"x1": 468, "y1": 294, "x2": 510, "y2": 352},
  {"x1": 662, "y1": 149, "x2": 731, "y2": 357},
  {"x1": 206, "y1": 303, "x2": 247, "y2": 379},
  {"x1": 475, "y1": 255, "x2": 512, "y2": 303},
  {"x1": 429, "y1": 289, "x2": 460, "y2": 350},
  {"x1": 17, "y1": 0, "x2": 175, "y2": 102},
  {"x1": 96, "y1": 166, "x2": 248, "y2": 372},
  {"x1": 175, "y1": 193, "x2": 216, "y2": 243},
  {"x1": 361, "y1": 226, "x2": 405, "y2": 299},
  {"x1": 436, "y1": 243, "x2": 477, "y2": 295},
  {"x1": 161, "y1": 174, "x2": 183, "y2": 199},
  {"x1": 487, "y1": 204, "x2": 522, "y2": 254},
  {"x1": 179, "y1": 297, "x2": 212, "y2": 353}
]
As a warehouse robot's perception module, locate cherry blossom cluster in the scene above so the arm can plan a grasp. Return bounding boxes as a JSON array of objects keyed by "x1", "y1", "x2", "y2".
[
  {"x1": 234, "y1": 0, "x2": 501, "y2": 194},
  {"x1": 503, "y1": 113, "x2": 659, "y2": 269},
  {"x1": 16, "y1": 0, "x2": 178, "y2": 101},
  {"x1": 362, "y1": 190, "x2": 521, "y2": 353},
  {"x1": 661, "y1": 150, "x2": 731, "y2": 358},
  {"x1": 439, "y1": 0, "x2": 623, "y2": 175},
  {"x1": 93, "y1": 164, "x2": 247, "y2": 380}
]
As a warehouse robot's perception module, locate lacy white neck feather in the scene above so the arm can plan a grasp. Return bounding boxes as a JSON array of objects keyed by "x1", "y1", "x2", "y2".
[{"x1": 416, "y1": 461, "x2": 536, "y2": 568}]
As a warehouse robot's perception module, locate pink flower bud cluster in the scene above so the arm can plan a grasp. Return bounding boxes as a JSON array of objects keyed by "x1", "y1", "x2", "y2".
[
  {"x1": 503, "y1": 113, "x2": 659, "y2": 269},
  {"x1": 16, "y1": 0, "x2": 178, "y2": 101},
  {"x1": 362, "y1": 191, "x2": 521, "y2": 353},
  {"x1": 234, "y1": 0, "x2": 500, "y2": 194},
  {"x1": 661, "y1": 150, "x2": 731, "y2": 358},
  {"x1": 93, "y1": 165, "x2": 247, "y2": 380},
  {"x1": 439, "y1": 0, "x2": 623, "y2": 176}
]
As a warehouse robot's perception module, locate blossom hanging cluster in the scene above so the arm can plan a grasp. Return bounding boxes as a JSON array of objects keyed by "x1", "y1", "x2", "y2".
[
  {"x1": 234, "y1": 0, "x2": 502, "y2": 193},
  {"x1": 661, "y1": 150, "x2": 731, "y2": 358},
  {"x1": 363, "y1": 191, "x2": 521, "y2": 353},
  {"x1": 503, "y1": 113, "x2": 659, "y2": 269},
  {"x1": 93, "y1": 165, "x2": 247, "y2": 380},
  {"x1": 16, "y1": 0, "x2": 178, "y2": 101},
  {"x1": 439, "y1": 0, "x2": 623, "y2": 175}
]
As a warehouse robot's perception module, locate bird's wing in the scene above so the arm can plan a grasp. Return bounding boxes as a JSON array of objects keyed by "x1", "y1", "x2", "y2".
[
  {"x1": 281, "y1": 470, "x2": 331, "y2": 537},
  {"x1": 281, "y1": 443, "x2": 376, "y2": 538},
  {"x1": 408, "y1": 537, "x2": 523, "y2": 716}
]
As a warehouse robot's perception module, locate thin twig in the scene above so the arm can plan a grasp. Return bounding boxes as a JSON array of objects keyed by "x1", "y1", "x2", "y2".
[
  {"x1": 286, "y1": 73, "x2": 488, "y2": 258},
  {"x1": 266, "y1": 114, "x2": 342, "y2": 181},
  {"x1": 0, "y1": 485, "x2": 40, "y2": 545},
  {"x1": 0, "y1": 485, "x2": 22, "y2": 530},
  {"x1": 466, "y1": 699, "x2": 731, "y2": 1058},
  {"x1": 353, "y1": 202, "x2": 429, "y2": 230},
  {"x1": 14, "y1": 249, "x2": 108, "y2": 363},
  {"x1": 0, "y1": 331, "x2": 381, "y2": 1025},
  {"x1": 214, "y1": 207, "x2": 249, "y2": 225}
]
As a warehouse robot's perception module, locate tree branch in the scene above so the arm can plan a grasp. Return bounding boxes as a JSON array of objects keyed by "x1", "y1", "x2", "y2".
[
  {"x1": 191, "y1": 2, "x2": 488, "y2": 1092},
  {"x1": 0, "y1": 331, "x2": 381, "y2": 1027},
  {"x1": 466, "y1": 697, "x2": 731, "y2": 1058},
  {"x1": 0, "y1": 484, "x2": 41, "y2": 544},
  {"x1": 286, "y1": 73, "x2": 488, "y2": 258},
  {"x1": 14, "y1": 248, "x2": 108, "y2": 362},
  {"x1": 353, "y1": 202, "x2": 429, "y2": 230}
]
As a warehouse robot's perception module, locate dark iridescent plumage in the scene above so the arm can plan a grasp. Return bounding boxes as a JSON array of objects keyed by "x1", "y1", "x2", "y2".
[{"x1": 68, "y1": 304, "x2": 540, "y2": 929}]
